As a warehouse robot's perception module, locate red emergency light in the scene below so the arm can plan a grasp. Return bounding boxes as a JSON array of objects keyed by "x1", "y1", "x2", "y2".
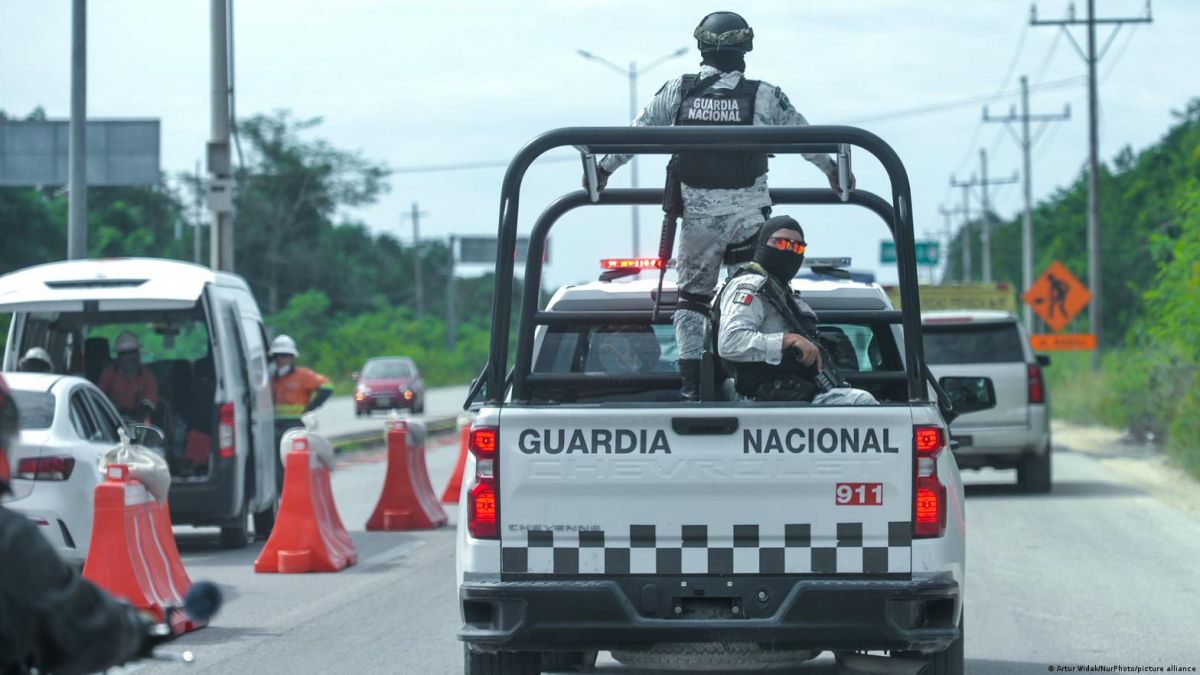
[{"x1": 600, "y1": 258, "x2": 664, "y2": 270}]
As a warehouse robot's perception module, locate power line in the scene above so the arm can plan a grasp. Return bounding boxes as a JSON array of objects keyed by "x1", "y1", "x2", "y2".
[
  {"x1": 843, "y1": 75, "x2": 1085, "y2": 125},
  {"x1": 391, "y1": 155, "x2": 576, "y2": 175}
]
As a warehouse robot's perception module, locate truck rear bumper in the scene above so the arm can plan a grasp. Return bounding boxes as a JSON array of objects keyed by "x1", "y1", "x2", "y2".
[{"x1": 459, "y1": 575, "x2": 959, "y2": 655}]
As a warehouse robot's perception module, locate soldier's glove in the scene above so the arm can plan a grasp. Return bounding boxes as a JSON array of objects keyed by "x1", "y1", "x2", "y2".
[
  {"x1": 582, "y1": 166, "x2": 612, "y2": 193},
  {"x1": 826, "y1": 169, "x2": 856, "y2": 193}
]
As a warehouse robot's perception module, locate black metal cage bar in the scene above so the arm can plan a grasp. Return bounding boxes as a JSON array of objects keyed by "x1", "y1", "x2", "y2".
[{"x1": 486, "y1": 126, "x2": 926, "y2": 404}]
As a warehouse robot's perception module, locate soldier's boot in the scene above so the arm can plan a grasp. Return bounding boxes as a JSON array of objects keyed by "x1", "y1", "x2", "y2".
[{"x1": 679, "y1": 359, "x2": 702, "y2": 402}]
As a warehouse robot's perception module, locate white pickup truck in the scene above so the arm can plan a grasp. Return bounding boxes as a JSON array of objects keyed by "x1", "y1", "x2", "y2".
[{"x1": 456, "y1": 126, "x2": 966, "y2": 674}]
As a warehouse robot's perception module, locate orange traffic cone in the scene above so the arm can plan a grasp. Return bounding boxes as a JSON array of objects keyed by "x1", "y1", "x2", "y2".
[
  {"x1": 367, "y1": 419, "x2": 448, "y2": 531},
  {"x1": 440, "y1": 415, "x2": 472, "y2": 503},
  {"x1": 83, "y1": 464, "x2": 204, "y2": 633},
  {"x1": 254, "y1": 433, "x2": 357, "y2": 573}
]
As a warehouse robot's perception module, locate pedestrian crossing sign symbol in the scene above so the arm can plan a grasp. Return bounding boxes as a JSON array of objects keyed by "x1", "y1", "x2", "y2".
[{"x1": 1024, "y1": 261, "x2": 1091, "y2": 332}]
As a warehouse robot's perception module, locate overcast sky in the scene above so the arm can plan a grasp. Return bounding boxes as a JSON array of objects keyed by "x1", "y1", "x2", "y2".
[{"x1": 2, "y1": 0, "x2": 1196, "y2": 290}]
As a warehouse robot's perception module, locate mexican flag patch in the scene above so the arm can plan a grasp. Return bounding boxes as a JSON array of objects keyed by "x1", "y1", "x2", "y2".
[{"x1": 734, "y1": 291, "x2": 754, "y2": 306}]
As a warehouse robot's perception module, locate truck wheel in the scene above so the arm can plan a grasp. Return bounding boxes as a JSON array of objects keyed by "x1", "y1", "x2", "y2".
[
  {"x1": 463, "y1": 645, "x2": 540, "y2": 675},
  {"x1": 541, "y1": 650, "x2": 596, "y2": 672},
  {"x1": 925, "y1": 617, "x2": 965, "y2": 675},
  {"x1": 1018, "y1": 443, "x2": 1052, "y2": 493},
  {"x1": 893, "y1": 617, "x2": 964, "y2": 675}
]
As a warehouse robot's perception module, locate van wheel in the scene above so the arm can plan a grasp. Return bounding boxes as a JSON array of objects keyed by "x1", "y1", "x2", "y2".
[
  {"x1": 253, "y1": 501, "x2": 276, "y2": 538},
  {"x1": 219, "y1": 499, "x2": 250, "y2": 549},
  {"x1": 1018, "y1": 443, "x2": 1052, "y2": 493},
  {"x1": 464, "y1": 645, "x2": 540, "y2": 675}
]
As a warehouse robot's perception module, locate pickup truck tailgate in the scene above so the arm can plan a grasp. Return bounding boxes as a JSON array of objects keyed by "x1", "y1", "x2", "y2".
[{"x1": 497, "y1": 406, "x2": 914, "y2": 578}]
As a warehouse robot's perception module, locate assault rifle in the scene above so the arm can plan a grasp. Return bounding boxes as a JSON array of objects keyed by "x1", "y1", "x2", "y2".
[
  {"x1": 756, "y1": 276, "x2": 847, "y2": 394},
  {"x1": 651, "y1": 156, "x2": 684, "y2": 321}
]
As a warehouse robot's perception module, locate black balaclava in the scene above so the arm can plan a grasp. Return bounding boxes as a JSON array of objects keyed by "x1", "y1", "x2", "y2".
[
  {"x1": 753, "y1": 215, "x2": 806, "y2": 283},
  {"x1": 700, "y1": 50, "x2": 746, "y2": 74}
]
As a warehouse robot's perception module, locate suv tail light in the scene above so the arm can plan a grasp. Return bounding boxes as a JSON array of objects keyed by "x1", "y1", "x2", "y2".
[
  {"x1": 1028, "y1": 364, "x2": 1045, "y2": 404},
  {"x1": 218, "y1": 403, "x2": 236, "y2": 459},
  {"x1": 17, "y1": 456, "x2": 76, "y2": 481},
  {"x1": 467, "y1": 425, "x2": 499, "y2": 539},
  {"x1": 913, "y1": 425, "x2": 947, "y2": 538}
]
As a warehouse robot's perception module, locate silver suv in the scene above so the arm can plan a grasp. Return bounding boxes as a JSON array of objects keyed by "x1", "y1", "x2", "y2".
[{"x1": 922, "y1": 311, "x2": 1051, "y2": 492}]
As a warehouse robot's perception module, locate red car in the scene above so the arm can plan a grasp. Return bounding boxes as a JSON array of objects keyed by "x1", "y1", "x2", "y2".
[{"x1": 353, "y1": 357, "x2": 425, "y2": 416}]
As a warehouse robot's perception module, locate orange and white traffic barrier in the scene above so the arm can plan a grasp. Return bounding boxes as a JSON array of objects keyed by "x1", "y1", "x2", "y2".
[
  {"x1": 254, "y1": 431, "x2": 357, "y2": 573},
  {"x1": 440, "y1": 413, "x2": 474, "y2": 503},
  {"x1": 83, "y1": 464, "x2": 205, "y2": 634},
  {"x1": 367, "y1": 418, "x2": 448, "y2": 531}
]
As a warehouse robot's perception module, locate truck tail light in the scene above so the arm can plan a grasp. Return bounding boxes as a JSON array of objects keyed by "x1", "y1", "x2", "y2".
[
  {"x1": 913, "y1": 425, "x2": 947, "y2": 538},
  {"x1": 467, "y1": 425, "x2": 499, "y2": 539},
  {"x1": 1028, "y1": 364, "x2": 1045, "y2": 404},
  {"x1": 16, "y1": 456, "x2": 76, "y2": 481},
  {"x1": 218, "y1": 403, "x2": 236, "y2": 459}
]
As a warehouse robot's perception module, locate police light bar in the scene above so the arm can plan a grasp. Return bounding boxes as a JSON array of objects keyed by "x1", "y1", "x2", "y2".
[
  {"x1": 600, "y1": 258, "x2": 667, "y2": 270},
  {"x1": 803, "y1": 257, "x2": 851, "y2": 268}
]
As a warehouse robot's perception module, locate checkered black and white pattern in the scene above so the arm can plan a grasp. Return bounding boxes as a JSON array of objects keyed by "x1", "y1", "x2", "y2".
[{"x1": 501, "y1": 522, "x2": 911, "y2": 575}]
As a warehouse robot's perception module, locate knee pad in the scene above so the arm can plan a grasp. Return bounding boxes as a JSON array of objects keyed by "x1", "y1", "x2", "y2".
[
  {"x1": 676, "y1": 290, "x2": 714, "y2": 317},
  {"x1": 723, "y1": 233, "x2": 757, "y2": 266}
]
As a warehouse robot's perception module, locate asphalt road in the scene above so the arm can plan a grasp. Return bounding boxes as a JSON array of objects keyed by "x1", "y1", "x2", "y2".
[
  {"x1": 311, "y1": 385, "x2": 472, "y2": 439},
  {"x1": 129, "y1": 431, "x2": 1200, "y2": 674}
]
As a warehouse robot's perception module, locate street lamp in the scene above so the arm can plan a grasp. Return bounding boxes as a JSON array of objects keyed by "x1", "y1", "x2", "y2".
[{"x1": 577, "y1": 47, "x2": 689, "y2": 257}]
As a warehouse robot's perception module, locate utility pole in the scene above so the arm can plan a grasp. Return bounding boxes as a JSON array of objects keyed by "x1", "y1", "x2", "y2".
[
  {"x1": 67, "y1": 0, "x2": 87, "y2": 260},
  {"x1": 207, "y1": 0, "x2": 234, "y2": 271},
  {"x1": 1032, "y1": 0, "x2": 1152, "y2": 363},
  {"x1": 193, "y1": 161, "x2": 204, "y2": 264},
  {"x1": 984, "y1": 75, "x2": 1071, "y2": 327},
  {"x1": 951, "y1": 152, "x2": 1017, "y2": 283},
  {"x1": 955, "y1": 182, "x2": 973, "y2": 282},
  {"x1": 939, "y1": 204, "x2": 971, "y2": 284},
  {"x1": 446, "y1": 235, "x2": 457, "y2": 349},
  {"x1": 401, "y1": 202, "x2": 429, "y2": 317},
  {"x1": 577, "y1": 47, "x2": 688, "y2": 256}
]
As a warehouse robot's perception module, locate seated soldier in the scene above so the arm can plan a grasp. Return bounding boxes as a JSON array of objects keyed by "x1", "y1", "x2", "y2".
[
  {"x1": 715, "y1": 216, "x2": 877, "y2": 404},
  {"x1": 98, "y1": 331, "x2": 159, "y2": 420}
]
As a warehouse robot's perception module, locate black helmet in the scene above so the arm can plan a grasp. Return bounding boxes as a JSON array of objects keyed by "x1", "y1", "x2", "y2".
[{"x1": 694, "y1": 11, "x2": 754, "y2": 53}]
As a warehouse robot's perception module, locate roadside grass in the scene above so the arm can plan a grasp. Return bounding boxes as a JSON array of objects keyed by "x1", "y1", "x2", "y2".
[{"x1": 1045, "y1": 350, "x2": 1200, "y2": 480}]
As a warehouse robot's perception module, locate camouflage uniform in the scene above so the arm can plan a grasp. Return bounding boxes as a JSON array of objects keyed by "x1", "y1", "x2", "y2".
[
  {"x1": 599, "y1": 65, "x2": 835, "y2": 361},
  {"x1": 716, "y1": 267, "x2": 878, "y2": 405}
]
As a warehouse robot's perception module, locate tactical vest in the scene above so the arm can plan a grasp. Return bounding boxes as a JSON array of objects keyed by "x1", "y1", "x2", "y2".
[
  {"x1": 674, "y1": 73, "x2": 768, "y2": 189},
  {"x1": 711, "y1": 265, "x2": 819, "y2": 397}
]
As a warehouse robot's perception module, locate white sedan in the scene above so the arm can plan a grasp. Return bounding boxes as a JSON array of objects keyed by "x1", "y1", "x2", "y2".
[{"x1": 1, "y1": 372, "x2": 144, "y2": 565}]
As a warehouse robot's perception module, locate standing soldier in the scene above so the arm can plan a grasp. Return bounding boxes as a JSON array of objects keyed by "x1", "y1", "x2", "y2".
[
  {"x1": 269, "y1": 335, "x2": 332, "y2": 483},
  {"x1": 590, "y1": 11, "x2": 853, "y2": 400}
]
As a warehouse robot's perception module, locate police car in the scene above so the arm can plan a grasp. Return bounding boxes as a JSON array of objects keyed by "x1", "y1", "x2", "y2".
[{"x1": 456, "y1": 125, "x2": 965, "y2": 674}]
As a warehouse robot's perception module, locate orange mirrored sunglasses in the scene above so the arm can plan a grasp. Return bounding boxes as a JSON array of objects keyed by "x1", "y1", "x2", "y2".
[{"x1": 766, "y1": 237, "x2": 807, "y2": 254}]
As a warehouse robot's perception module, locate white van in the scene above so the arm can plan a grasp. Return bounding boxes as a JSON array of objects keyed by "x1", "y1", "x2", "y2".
[{"x1": 0, "y1": 258, "x2": 278, "y2": 547}]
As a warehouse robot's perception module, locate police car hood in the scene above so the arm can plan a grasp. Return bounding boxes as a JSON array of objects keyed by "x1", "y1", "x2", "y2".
[{"x1": 496, "y1": 404, "x2": 915, "y2": 578}]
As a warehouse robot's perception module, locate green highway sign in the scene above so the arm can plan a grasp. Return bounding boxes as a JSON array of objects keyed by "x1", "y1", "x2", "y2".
[{"x1": 880, "y1": 240, "x2": 940, "y2": 266}]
